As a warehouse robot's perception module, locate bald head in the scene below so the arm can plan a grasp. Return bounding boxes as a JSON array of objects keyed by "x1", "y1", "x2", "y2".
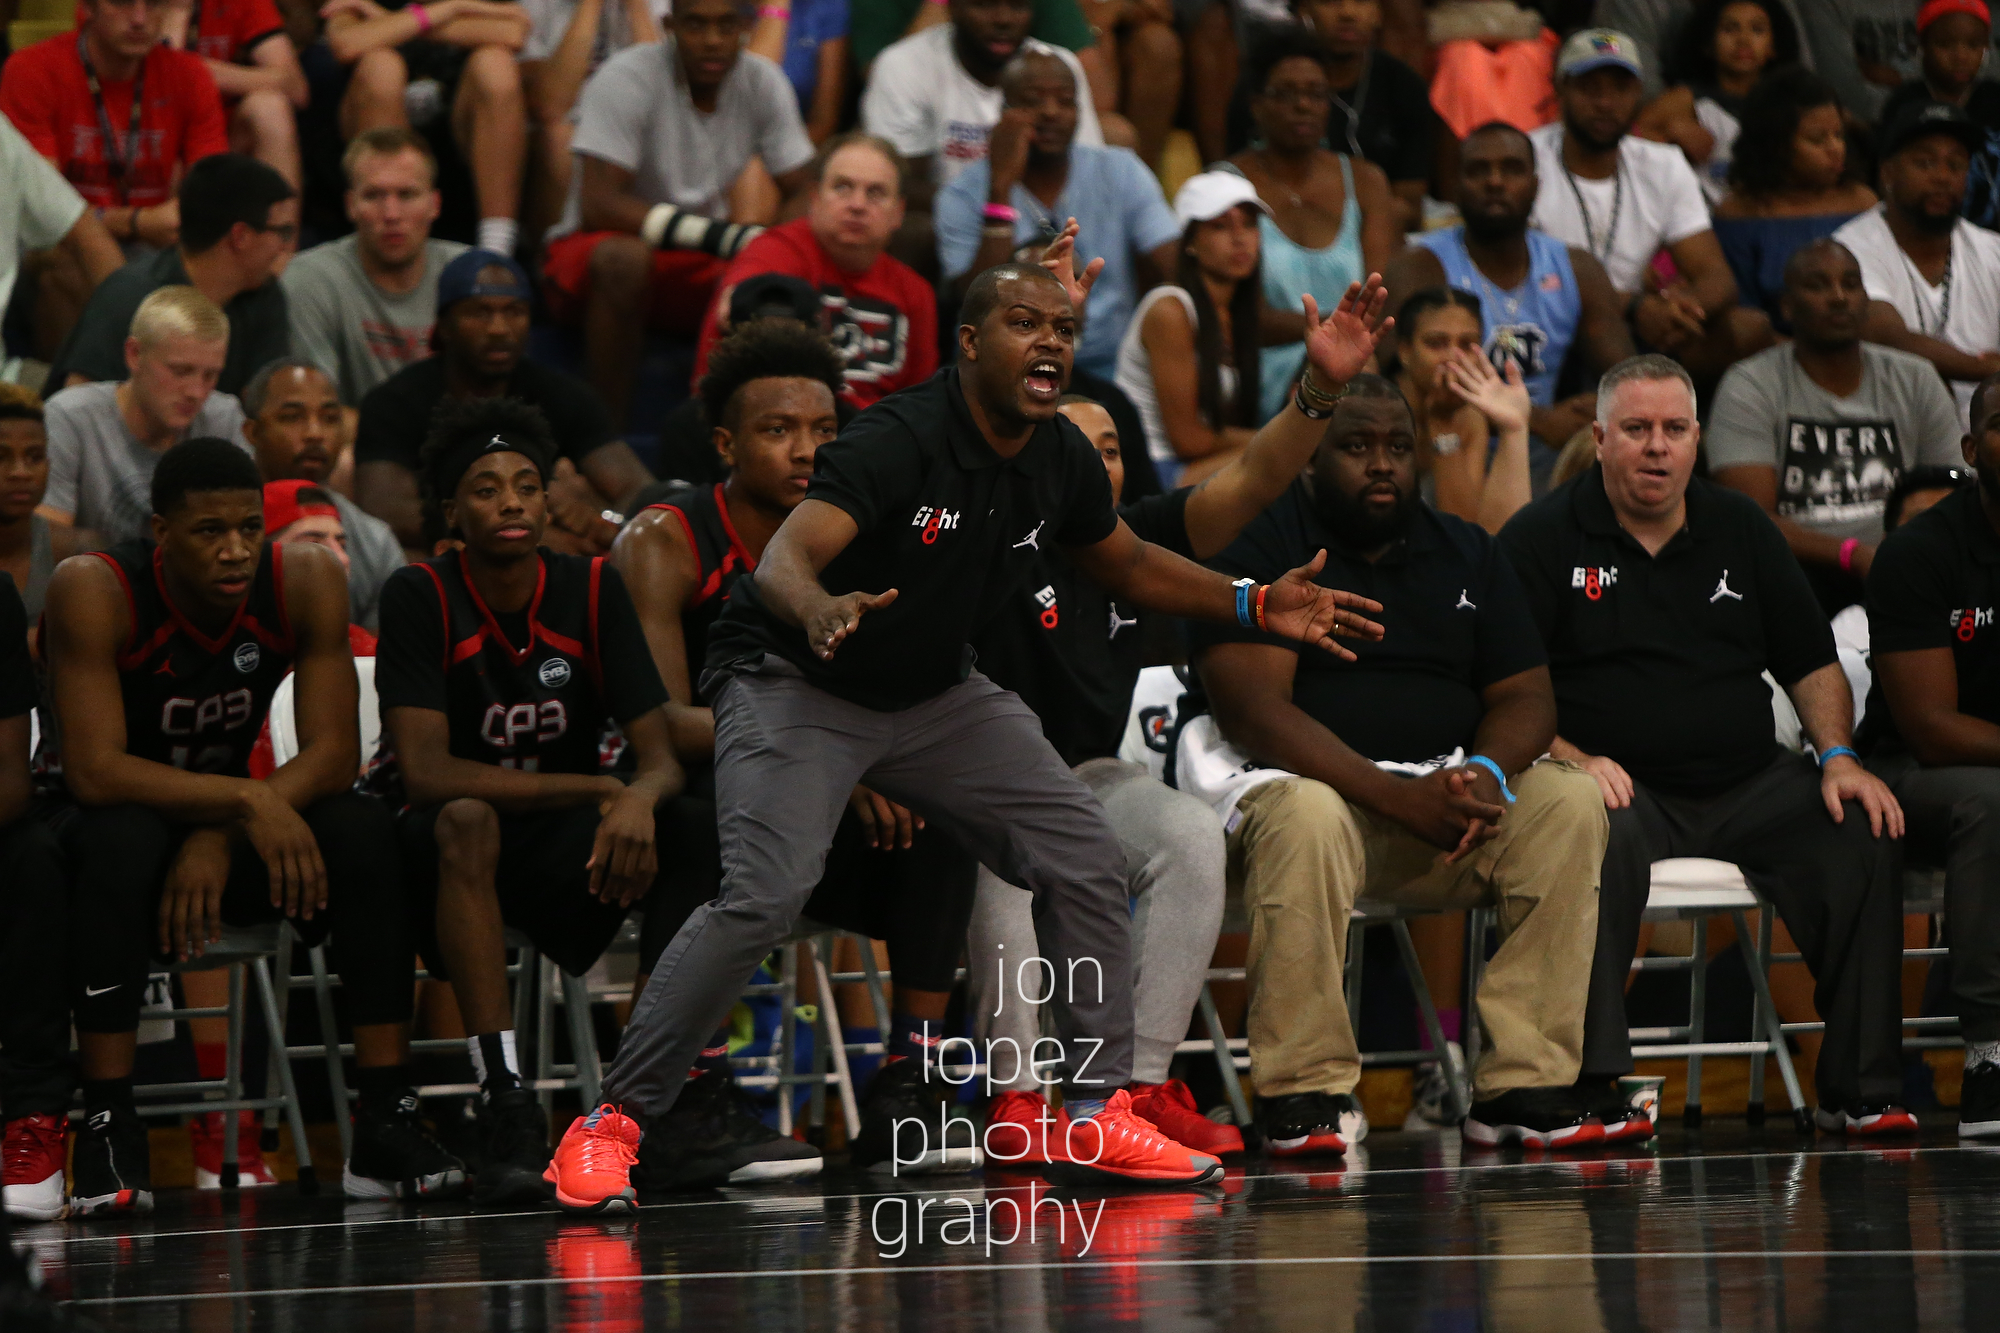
[
  {"x1": 1001, "y1": 48, "x2": 1073, "y2": 96},
  {"x1": 1782, "y1": 236, "x2": 1858, "y2": 292}
]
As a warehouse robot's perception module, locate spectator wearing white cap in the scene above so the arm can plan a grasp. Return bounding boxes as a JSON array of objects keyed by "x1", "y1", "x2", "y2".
[
  {"x1": 1114, "y1": 172, "x2": 1270, "y2": 488},
  {"x1": 1530, "y1": 28, "x2": 1768, "y2": 384}
]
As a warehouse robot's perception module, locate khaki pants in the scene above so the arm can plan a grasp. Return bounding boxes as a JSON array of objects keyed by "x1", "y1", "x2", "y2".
[{"x1": 1226, "y1": 760, "x2": 1605, "y2": 1101}]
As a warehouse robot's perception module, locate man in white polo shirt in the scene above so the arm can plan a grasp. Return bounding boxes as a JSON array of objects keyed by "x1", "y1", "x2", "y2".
[
  {"x1": 1529, "y1": 28, "x2": 1761, "y2": 380},
  {"x1": 1837, "y1": 99, "x2": 2000, "y2": 422}
]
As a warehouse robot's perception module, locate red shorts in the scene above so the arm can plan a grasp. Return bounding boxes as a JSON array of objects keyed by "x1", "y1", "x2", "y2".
[{"x1": 541, "y1": 231, "x2": 727, "y2": 338}]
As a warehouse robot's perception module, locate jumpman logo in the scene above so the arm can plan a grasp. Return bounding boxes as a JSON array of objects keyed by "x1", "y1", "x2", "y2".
[
  {"x1": 1455, "y1": 589, "x2": 1476, "y2": 610},
  {"x1": 1012, "y1": 521, "x2": 1046, "y2": 551},
  {"x1": 1108, "y1": 606, "x2": 1138, "y2": 639},
  {"x1": 1710, "y1": 570, "x2": 1744, "y2": 603}
]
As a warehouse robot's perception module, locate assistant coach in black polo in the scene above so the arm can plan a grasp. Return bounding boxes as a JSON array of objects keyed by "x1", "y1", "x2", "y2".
[
  {"x1": 548, "y1": 238, "x2": 1392, "y2": 1207},
  {"x1": 1500, "y1": 353, "x2": 1915, "y2": 1139}
]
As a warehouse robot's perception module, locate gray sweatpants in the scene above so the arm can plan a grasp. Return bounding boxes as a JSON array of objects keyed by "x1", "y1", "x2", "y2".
[
  {"x1": 967, "y1": 759, "x2": 1226, "y2": 1089},
  {"x1": 600, "y1": 656, "x2": 1136, "y2": 1121}
]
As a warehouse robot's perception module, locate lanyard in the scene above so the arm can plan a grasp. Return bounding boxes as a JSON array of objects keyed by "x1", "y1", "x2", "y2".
[
  {"x1": 1561, "y1": 158, "x2": 1623, "y2": 266},
  {"x1": 77, "y1": 33, "x2": 145, "y2": 204}
]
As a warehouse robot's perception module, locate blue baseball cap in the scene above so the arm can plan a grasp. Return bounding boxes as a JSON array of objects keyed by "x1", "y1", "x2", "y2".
[{"x1": 436, "y1": 249, "x2": 532, "y2": 315}]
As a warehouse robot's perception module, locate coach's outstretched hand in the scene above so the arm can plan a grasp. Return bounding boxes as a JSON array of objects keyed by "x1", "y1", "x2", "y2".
[
  {"x1": 1038, "y1": 218, "x2": 1104, "y2": 314},
  {"x1": 1260, "y1": 550, "x2": 1385, "y2": 661},
  {"x1": 808, "y1": 588, "x2": 899, "y2": 660}
]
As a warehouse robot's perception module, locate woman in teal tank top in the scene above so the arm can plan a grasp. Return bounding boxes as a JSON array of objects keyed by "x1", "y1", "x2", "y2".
[{"x1": 1224, "y1": 28, "x2": 1399, "y2": 421}]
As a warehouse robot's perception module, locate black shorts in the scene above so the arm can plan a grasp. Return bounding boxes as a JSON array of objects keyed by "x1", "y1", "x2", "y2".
[{"x1": 400, "y1": 803, "x2": 648, "y2": 978}]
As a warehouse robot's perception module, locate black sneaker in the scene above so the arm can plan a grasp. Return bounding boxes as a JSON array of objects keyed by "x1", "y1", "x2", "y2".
[
  {"x1": 851, "y1": 1058, "x2": 984, "y2": 1175},
  {"x1": 473, "y1": 1088, "x2": 555, "y2": 1206},
  {"x1": 1257, "y1": 1092, "x2": 1366, "y2": 1158},
  {"x1": 1963, "y1": 1063, "x2": 2000, "y2": 1139},
  {"x1": 653, "y1": 1069, "x2": 822, "y2": 1185},
  {"x1": 1463, "y1": 1087, "x2": 1604, "y2": 1149},
  {"x1": 344, "y1": 1093, "x2": 468, "y2": 1200},
  {"x1": 1574, "y1": 1078, "x2": 1655, "y2": 1145},
  {"x1": 69, "y1": 1106, "x2": 153, "y2": 1217}
]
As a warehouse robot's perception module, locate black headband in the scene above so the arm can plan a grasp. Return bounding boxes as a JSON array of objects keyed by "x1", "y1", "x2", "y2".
[{"x1": 432, "y1": 432, "x2": 547, "y2": 500}]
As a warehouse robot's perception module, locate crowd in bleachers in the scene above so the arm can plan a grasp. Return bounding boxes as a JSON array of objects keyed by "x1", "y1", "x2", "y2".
[{"x1": 4, "y1": 0, "x2": 2000, "y2": 1238}]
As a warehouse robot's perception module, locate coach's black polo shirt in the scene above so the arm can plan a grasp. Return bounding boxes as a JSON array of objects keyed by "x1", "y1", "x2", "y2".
[
  {"x1": 707, "y1": 369, "x2": 1120, "y2": 711},
  {"x1": 1499, "y1": 466, "x2": 1835, "y2": 798},
  {"x1": 1861, "y1": 486, "x2": 2000, "y2": 753},
  {"x1": 1190, "y1": 479, "x2": 1546, "y2": 766},
  {"x1": 972, "y1": 488, "x2": 1192, "y2": 766}
]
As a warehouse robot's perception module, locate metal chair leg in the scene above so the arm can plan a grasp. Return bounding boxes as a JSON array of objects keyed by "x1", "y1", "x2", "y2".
[
  {"x1": 1686, "y1": 913, "x2": 1708, "y2": 1127},
  {"x1": 307, "y1": 943, "x2": 352, "y2": 1165},
  {"x1": 1463, "y1": 909, "x2": 1492, "y2": 1078},
  {"x1": 266, "y1": 927, "x2": 295, "y2": 1145},
  {"x1": 776, "y1": 946, "x2": 798, "y2": 1138},
  {"x1": 856, "y1": 934, "x2": 894, "y2": 1041},
  {"x1": 1732, "y1": 909, "x2": 1807, "y2": 1131},
  {"x1": 253, "y1": 959, "x2": 318, "y2": 1195},
  {"x1": 1199, "y1": 983, "x2": 1251, "y2": 1128},
  {"x1": 534, "y1": 955, "x2": 557, "y2": 1115},
  {"x1": 1745, "y1": 909, "x2": 1769, "y2": 1124},
  {"x1": 560, "y1": 968, "x2": 603, "y2": 1110},
  {"x1": 222, "y1": 964, "x2": 245, "y2": 1189},
  {"x1": 808, "y1": 939, "x2": 861, "y2": 1139},
  {"x1": 1394, "y1": 919, "x2": 1469, "y2": 1121},
  {"x1": 1343, "y1": 919, "x2": 1366, "y2": 1030}
]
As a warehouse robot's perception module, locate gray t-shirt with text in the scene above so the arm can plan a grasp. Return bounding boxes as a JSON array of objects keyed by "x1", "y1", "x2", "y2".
[
  {"x1": 282, "y1": 235, "x2": 468, "y2": 405},
  {"x1": 1706, "y1": 342, "x2": 1962, "y2": 545}
]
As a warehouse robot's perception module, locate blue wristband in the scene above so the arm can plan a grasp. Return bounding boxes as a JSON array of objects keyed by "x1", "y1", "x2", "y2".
[
  {"x1": 1465, "y1": 754, "x2": 1517, "y2": 803},
  {"x1": 1818, "y1": 745, "x2": 1859, "y2": 768},
  {"x1": 1233, "y1": 578, "x2": 1254, "y2": 627}
]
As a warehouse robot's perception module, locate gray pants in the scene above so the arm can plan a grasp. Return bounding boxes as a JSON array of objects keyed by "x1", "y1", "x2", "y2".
[
  {"x1": 967, "y1": 759, "x2": 1226, "y2": 1090},
  {"x1": 600, "y1": 657, "x2": 1136, "y2": 1121},
  {"x1": 1872, "y1": 754, "x2": 2000, "y2": 1045},
  {"x1": 1582, "y1": 751, "x2": 1904, "y2": 1107}
]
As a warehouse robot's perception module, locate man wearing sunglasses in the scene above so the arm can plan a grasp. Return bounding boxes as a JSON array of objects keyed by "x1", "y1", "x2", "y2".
[{"x1": 47, "y1": 152, "x2": 297, "y2": 398}]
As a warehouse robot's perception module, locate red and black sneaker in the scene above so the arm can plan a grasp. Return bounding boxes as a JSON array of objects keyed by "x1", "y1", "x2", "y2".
[
  {"x1": 1815, "y1": 1103, "x2": 1920, "y2": 1137},
  {"x1": 1129, "y1": 1080, "x2": 1245, "y2": 1158},
  {"x1": 984, "y1": 1089, "x2": 1057, "y2": 1167},
  {"x1": 1042, "y1": 1090, "x2": 1224, "y2": 1187},
  {"x1": 1576, "y1": 1080, "x2": 1655, "y2": 1145},
  {"x1": 1462, "y1": 1087, "x2": 1606, "y2": 1150},
  {"x1": 2, "y1": 1114, "x2": 68, "y2": 1221},
  {"x1": 1256, "y1": 1092, "x2": 1365, "y2": 1158}
]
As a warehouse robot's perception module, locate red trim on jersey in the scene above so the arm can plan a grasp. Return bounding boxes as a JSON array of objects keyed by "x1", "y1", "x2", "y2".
[
  {"x1": 453, "y1": 549, "x2": 547, "y2": 667},
  {"x1": 711, "y1": 482, "x2": 757, "y2": 573},
  {"x1": 645, "y1": 501, "x2": 705, "y2": 605},
  {"x1": 583, "y1": 555, "x2": 606, "y2": 696},
  {"x1": 150, "y1": 545, "x2": 251, "y2": 658},
  {"x1": 420, "y1": 563, "x2": 452, "y2": 672},
  {"x1": 90, "y1": 551, "x2": 151, "y2": 670}
]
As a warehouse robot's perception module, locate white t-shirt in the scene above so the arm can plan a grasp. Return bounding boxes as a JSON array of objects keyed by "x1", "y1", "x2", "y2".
[
  {"x1": 1527, "y1": 122, "x2": 1713, "y2": 294},
  {"x1": 42, "y1": 383, "x2": 251, "y2": 547},
  {"x1": 861, "y1": 25, "x2": 1103, "y2": 188},
  {"x1": 0, "y1": 115, "x2": 87, "y2": 318},
  {"x1": 551, "y1": 40, "x2": 816, "y2": 239},
  {"x1": 1114, "y1": 286, "x2": 1239, "y2": 486},
  {"x1": 1833, "y1": 205, "x2": 2000, "y2": 424},
  {"x1": 519, "y1": 0, "x2": 666, "y2": 64}
]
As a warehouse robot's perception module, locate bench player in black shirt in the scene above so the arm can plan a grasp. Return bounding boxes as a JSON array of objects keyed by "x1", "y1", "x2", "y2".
[
  {"x1": 964, "y1": 297, "x2": 1410, "y2": 1163},
  {"x1": 546, "y1": 236, "x2": 1387, "y2": 1211},
  {"x1": 1865, "y1": 375, "x2": 2000, "y2": 1139},
  {"x1": 35, "y1": 440, "x2": 451, "y2": 1215},
  {"x1": 0, "y1": 575, "x2": 72, "y2": 1224},
  {"x1": 373, "y1": 397, "x2": 685, "y2": 1211},
  {"x1": 615, "y1": 322, "x2": 978, "y2": 1181}
]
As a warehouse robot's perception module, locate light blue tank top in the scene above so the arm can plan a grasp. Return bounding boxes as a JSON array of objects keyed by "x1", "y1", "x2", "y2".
[
  {"x1": 1412, "y1": 226, "x2": 1581, "y2": 408},
  {"x1": 1255, "y1": 155, "x2": 1364, "y2": 422}
]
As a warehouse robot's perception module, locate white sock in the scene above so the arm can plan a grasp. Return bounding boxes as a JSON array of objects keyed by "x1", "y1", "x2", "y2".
[
  {"x1": 469, "y1": 1030, "x2": 520, "y2": 1094},
  {"x1": 1969, "y1": 1039, "x2": 2000, "y2": 1071},
  {"x1": 476, "y1": 217, "x2": 519, "y2": 257}
]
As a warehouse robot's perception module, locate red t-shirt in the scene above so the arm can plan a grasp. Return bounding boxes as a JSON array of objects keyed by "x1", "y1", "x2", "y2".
[
  {"x1": 693, "y1": 218, "x2": 940, "y2": 412},
  {"x1": 72, "y1": 0, "x2": 287, "y2": 64},
  {"x1": 0, "y1": 33, "x2": 229, "y2": 209}
]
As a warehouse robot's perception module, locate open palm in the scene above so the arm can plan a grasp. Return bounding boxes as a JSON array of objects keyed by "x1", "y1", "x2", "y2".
[{"x1": 1301, "y1": 273, "x2": 1394, "y2": 387}]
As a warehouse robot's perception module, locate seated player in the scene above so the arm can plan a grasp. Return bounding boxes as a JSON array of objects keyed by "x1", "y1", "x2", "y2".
[
  {"x1": 968, "y1": 277, "x2": 1402, "y2": 1161},
  {"x1": 0, "y1": 574, "x2": 68, "y2": 1222},
  {"x1": 613, "y1": 320, "x2": 967, "y2": 1180},
  {"x1": 1191, "y1": 375, "x2": 1609, "y2": 1153},
  {"x1": 1864, "y1": 372, "x2": 2000, "y2": 1138},
  {"x1": 35, "y1": 439, "x2": 455, "y2": 1215},
  {"x1": 1500, "y1": 354, "x2": 1914, "y2": 1138},
  {"x1": 372, "y1": 396, "x2": 685, "y2": 1208}
]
